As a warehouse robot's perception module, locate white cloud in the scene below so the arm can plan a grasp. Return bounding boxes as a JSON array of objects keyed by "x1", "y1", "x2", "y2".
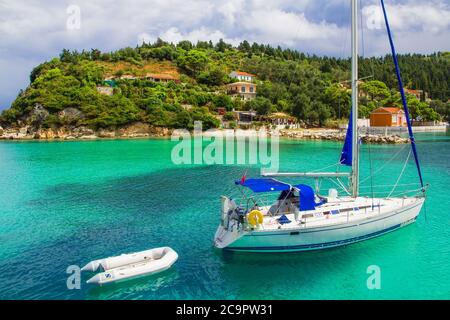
[
  {"x1": 244, "y1": 9, "x2": 342, "y2": 45},
  {"x1": 363, "y1": 3, "x2": 450, "y2": 34},
  {"x1": 218, "y1": 0, "x2": 245, "y2": 25},
  {"x1": 361, "y1": 2, "x2": 450, "y2": 56},
  {"x1": 137, "y1": 33, "x2": 155, "y2": 45},
  {"x1": 159, "y1": 27, "x2": 234, "y2": 45},
  {"x1": 0, "y1": 0, "x2": 449, "y2": 109}
]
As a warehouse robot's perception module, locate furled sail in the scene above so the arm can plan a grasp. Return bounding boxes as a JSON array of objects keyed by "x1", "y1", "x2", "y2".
[{"x1": 340, "y1": 111, "x2": 353, "y2": 166}]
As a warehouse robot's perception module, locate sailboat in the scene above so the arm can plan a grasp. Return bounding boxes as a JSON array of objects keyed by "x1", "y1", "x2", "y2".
[{"x1": 213, "y1": 0, "x2": 427, "y2": 252}]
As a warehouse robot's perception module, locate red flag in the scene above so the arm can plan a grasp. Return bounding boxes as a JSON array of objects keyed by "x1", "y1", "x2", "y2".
[{"x1": 240, "y1": 170, "x2": 247, "y2": 184}]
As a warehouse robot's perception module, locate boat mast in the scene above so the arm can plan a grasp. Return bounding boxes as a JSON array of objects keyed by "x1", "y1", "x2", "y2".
[{"x1": 350, "y1": 0, "x2": 359, "y2": 197}]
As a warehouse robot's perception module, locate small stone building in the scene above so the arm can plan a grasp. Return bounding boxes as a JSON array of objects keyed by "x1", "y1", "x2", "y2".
[
  {"x1": 96, "y1": 86, "x2": 114, "y2": 96},
  {"x1": 145, "y1": 73, "x2": 180, "y2": 83},
  {"x1": 370, "y1": 107, "x2": 406, "y2": 127}
]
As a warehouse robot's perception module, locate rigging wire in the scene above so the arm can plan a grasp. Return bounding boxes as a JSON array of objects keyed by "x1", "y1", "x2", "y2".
[
  {"x1": 311, "y1": 162, "x2": 343, "y2": 173},
  {"x1": 387, "y1": 149, "x2": 412, "y2": 198},
  {"x1": 328, "y1": 177, "x2": 351, "y2": 196},
  {"x1": 358, "y1": 188, "x2": 422, "y2": 197},
  {"x1": 359, "y1": 182, "x2": 419, "y2": 189},
  {"x1": 359, "y1": 144, "x2": 409, "y2": 184}
]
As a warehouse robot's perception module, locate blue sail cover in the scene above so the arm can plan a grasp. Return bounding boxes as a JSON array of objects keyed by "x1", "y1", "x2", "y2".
[
  {"x1": 236, "y1": 178, "x2": 291, "y2": 193},
  {"x1": 295, "y1": 184, "x2": 324, "y2": 211},
  {"x1": 340, "y1": 111, "x2": 353, "y2": 166}
]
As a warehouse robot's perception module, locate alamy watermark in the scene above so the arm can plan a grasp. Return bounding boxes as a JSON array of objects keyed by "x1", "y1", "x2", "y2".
[
  {"x1": 363, "y1": 5, "x2": 384, "y2": 30},
  {"x1": 171, "y1": 121, "x2": 280, "y2": 173},
  {"x1": 366, "y1": 265, "x2": 381, "y2": 290},
  {"x1": 67, "y1": 265, "x2": 81, "y2": 290},
  {"x1": 66, "y1": 5, "x2": 81, "y2": 30}
]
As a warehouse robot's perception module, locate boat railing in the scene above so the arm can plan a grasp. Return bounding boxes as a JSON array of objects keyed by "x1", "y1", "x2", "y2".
[
  {"x1": 232, "y1": 195, "x2": 278, "y2": 213},
  {"x1": 299, "y1": 201, "x2": 389, "y2": 227}
]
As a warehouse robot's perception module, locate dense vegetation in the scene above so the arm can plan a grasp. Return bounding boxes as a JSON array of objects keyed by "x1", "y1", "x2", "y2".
[{"x1": 1, "y1": 39, "x2": 449, "y2": 130}]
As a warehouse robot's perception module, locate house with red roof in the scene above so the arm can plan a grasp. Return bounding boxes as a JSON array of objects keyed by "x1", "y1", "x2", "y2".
[
  {"x1": 370, "y1": 107, "x2": 406, "y2": 127},
  {"x1": 229, "y1": 71, "x2": 256, "y2": 82},
  {"x1": 145, "y1": 73, "x2": 180, "y2": 83}
]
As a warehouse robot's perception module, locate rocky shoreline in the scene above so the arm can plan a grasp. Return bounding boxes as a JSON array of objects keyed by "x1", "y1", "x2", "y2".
[
  {"x1": 279, "y1": 129, "x2": 409, "y2": 144},
  {"x1": 0, "y1": 122, "x2": 172, "y2": 140},
  {"x1": 0, "y1": 124, "x2": 408, "y2": 144},
  {"x1": 0, "y1": 104, "x2": 409, "y2": 144}
]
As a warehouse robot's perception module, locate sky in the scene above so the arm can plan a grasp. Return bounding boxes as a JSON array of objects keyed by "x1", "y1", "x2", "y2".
[{"x1": 0, "y1": 0, "x2": 449, "y2": 110}]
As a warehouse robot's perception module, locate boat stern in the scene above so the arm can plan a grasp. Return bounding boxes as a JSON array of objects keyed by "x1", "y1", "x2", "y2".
[{"x1": 214, "y1": 225, "x2": 244, "y2": 249}]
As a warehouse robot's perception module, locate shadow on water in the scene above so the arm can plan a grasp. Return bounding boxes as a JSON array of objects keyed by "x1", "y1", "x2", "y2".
[
  {"x1": 208, "y1": 223, "x2": 422, "y2": 299},
  {"x1": 85, "y1": 268, "x2": 180, "y2": 300}
]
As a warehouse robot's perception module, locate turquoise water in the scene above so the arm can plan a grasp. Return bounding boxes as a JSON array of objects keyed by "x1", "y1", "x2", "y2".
[{"x1": 0, "y1": 132, "x2": 449, "y2": 299}]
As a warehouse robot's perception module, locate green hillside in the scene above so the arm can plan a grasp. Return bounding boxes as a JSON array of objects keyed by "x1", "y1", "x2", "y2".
[{"x1": 1, "y1": 39, "x2": 449, "y2": 131}]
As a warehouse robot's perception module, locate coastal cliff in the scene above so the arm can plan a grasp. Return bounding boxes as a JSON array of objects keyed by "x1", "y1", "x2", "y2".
[{"x1": 0, "y1": 104, "x2": 172, "y2": 140}]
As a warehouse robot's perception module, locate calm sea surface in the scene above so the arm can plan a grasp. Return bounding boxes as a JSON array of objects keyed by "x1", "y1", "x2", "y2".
[{"x1": 0, "y1": 131, "x2": 449, "y2": 299}]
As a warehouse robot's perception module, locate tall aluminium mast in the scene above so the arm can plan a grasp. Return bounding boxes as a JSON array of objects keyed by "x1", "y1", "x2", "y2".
[{"x1": 351, "y1": 0, "x2": 360, "y2": 197}]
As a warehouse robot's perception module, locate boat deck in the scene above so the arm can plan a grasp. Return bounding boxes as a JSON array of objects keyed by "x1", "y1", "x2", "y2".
[{"x1": 252, "y1": 197, "x2": 421, "y2": 231}]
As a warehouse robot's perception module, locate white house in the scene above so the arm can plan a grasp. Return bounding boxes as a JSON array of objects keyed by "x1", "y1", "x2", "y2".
[{"x1": 229, "y1": 71, "x2": 256, "y2": 82}]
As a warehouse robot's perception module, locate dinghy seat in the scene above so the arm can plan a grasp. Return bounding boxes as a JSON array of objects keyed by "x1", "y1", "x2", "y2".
[{"x1": 152, "y1": 250, "x2": 164, "y2": 260}]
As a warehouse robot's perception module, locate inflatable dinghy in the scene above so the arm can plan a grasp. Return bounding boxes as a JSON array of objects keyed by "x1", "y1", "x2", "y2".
[{"x1": 82, "y1": 247, "x2": 178, "y2": 285}]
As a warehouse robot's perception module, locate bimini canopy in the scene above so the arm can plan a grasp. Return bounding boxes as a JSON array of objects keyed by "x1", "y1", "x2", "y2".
[
  {"x1": 294, "y1": 184, "x2": 325, "y2": 211},
  {"x1": 236, "y1": 178, "x2": 291, "y2": 193}
]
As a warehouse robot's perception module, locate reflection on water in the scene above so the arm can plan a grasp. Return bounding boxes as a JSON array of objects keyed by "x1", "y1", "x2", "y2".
[{"x1": 86, "y1": 268, "x2": 180, "y2": 300}]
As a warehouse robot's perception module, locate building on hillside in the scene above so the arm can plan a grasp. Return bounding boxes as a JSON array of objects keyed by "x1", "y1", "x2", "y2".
[
  {"x1": 104, "y1": 73, "x2": 181, "y2": 84},
  {"x1": 370, "y1": 107, "x2": 406, "y2": 127},
  {"x1": 233, "y1": 111, "x2": 257, "y2": 124},
  {"x1": 226, "y1": 82, "x2": 257, "y2": 100},
  {"x1": 181, "y1": 104, "x2": 193, "y2": 111},
  {"x1": 120, "y1": 75, "x2": 138, "y2": 80},
  {"x1": 404, "y1": 88, "x2": 429, "y2": 101},
  {"x1": 339, "y1": 119, "x2": 371, "y2": 130},
  {"x1": 263, "y1": 112, "x2": 298, "y2": 129},
  {"x1": 145, "y1": 73, "x2": 180, "y2": 83},
  {"x1": 358, "y1": 118, "x2": 370, "y2": 127},
  {"x1": 103, "y1": 79, "x2": 117, "y2": 87},
  {"x1": 229, "y1": 71, "x2": 256, "y2": 82},
  {"x1": 217, "y1": 107, "x2": 226, "y2": 116},
  {"x1": 96, "y1": 86, "x2": 114, "y2": 96}
]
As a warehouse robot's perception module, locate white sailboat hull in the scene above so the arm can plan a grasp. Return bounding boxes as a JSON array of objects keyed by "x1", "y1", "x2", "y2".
[
  {"x1": 214, "y1": 198, "x2": 424, "y2": 253},
  {"x1": 214, "y1": 1, "x2": 427, "y2": 254}
]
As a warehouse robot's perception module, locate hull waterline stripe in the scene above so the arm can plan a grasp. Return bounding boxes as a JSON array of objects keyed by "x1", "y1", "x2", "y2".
[
  {"x1": 246, "y1": 201, "x2": 422, "y2": 237},
  {"x1": 225, "y1": 219, "x2": 416, "y2": 252}
]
